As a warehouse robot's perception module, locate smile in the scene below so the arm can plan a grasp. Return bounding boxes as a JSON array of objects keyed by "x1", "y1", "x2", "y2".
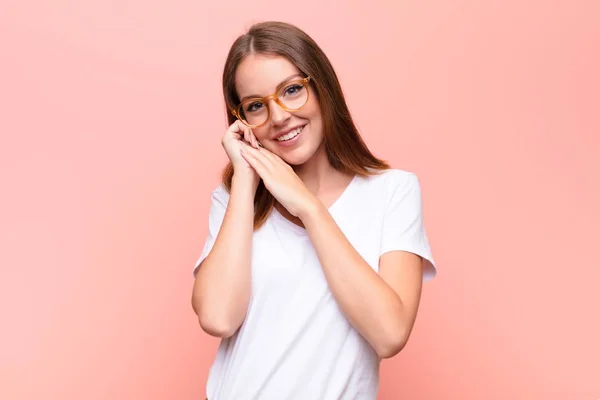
[{"x1": 275, "y1": 126, "x2": 304, "y2": 142}]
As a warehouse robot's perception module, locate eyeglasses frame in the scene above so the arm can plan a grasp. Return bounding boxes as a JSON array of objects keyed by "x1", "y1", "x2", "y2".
[{"x1": 231, "y1": 76, "x2": 312, "y2": 128}]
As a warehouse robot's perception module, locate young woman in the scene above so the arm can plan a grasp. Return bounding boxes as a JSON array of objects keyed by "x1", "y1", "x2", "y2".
[{"x1": 191, "y1": 21, "x2": 437, "y2": 400}]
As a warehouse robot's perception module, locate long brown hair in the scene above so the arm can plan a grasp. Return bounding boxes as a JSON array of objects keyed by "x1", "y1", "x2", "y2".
[{"x1": 221, "y1": 21, "x2": 389, "y2": 229}]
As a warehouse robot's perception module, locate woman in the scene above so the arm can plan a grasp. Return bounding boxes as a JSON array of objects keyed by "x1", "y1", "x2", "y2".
[{"x1": 191, "y1": 21, "x2": 437, "y2": 400}]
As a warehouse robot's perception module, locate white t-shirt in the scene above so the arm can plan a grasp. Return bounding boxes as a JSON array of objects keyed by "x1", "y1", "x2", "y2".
[{"x1": 194, "y1": 168, "x2": 436, "y2": 400}]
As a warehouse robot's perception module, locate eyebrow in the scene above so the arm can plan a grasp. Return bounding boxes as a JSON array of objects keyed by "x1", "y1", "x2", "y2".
[{"x1": 239, "y1": 73, "x2": 304, "y2": 102}]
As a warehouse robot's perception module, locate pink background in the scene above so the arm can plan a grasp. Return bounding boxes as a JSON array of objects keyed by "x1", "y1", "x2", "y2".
[{"x1": 1, "y1": 1, "x2": 599, "y2": 399}]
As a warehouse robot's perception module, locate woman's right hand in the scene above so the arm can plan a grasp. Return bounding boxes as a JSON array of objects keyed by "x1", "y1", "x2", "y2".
[{"x1": 221, "y1": 120, "x2": 261, "y2": 178}]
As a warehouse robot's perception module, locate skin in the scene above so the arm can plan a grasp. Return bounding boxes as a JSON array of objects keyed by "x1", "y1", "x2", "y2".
[{"x1": 192, "y1": 54, "x2": 424, "y2": 359}]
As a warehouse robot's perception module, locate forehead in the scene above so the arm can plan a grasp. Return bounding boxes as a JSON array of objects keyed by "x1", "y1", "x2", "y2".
[{"x1": 235, "y1": 54, "x2": 301, "y2": 98}]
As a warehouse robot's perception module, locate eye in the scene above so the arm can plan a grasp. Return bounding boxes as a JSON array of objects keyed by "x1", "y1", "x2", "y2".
[
  {"x1": 284, "y1": 84, "x2": 303, "y2": 96},
  {"x1": 245, "y1": 101, "x2": 264, "y2": 113}
]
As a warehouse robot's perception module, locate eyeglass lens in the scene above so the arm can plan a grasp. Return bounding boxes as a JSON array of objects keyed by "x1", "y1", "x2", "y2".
[{"x1": 238, "y1": 81, "x2": 308, "y2": 126}]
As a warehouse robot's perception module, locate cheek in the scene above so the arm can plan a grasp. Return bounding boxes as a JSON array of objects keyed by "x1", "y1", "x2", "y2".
[
  {"x1": 300, "y1": 99, "x2": 322, "y2": 125},
  {"x1": 306, "y1": 106, "x2": 323, "y2": 133},
  {"x1": 252, "y1": 126, "x2": 270, "y2": 141}
]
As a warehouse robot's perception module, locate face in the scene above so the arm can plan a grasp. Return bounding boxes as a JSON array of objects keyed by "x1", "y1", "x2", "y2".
[{"x1": 234, "y1": 54, "x2": 324, "y2": 165}]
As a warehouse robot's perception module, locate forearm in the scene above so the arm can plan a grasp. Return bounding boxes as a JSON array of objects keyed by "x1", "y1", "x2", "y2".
[
  {"x1": 299, "y1": 203, "x2": 409, "y2": 358},
  {"x1": 192, "y1": 173, "x2": 257, "y2": 337}
]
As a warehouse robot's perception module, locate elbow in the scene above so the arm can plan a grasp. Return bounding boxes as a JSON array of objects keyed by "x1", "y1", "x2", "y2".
[
  {"x1": 374, "y1": 328, "x2": 410, "y2": 359},
  {"x1": 191, "y1": 295, "x2": 239, "y2": 338},
  {"x1": 198, "y1": 315, "x2": 238, "y2": 338}
]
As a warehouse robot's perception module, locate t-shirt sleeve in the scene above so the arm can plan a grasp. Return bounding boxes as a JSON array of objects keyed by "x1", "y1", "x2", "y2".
[
  {"x1": 380, "y1": 171, "x2": 437, "y2": 282},
  {"x1": 193, "y1": 184, "x2": 230, "y2": 277}
]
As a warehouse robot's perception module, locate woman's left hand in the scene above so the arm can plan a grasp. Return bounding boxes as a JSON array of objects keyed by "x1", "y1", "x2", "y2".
[{"x1": 240, "y1": 142, "x2": 319, "y2": 218}]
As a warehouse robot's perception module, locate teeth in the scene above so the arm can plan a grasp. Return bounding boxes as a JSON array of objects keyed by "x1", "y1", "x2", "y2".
[{"x1": 276, "y1": 126, "x2": 303, "y2": 142}]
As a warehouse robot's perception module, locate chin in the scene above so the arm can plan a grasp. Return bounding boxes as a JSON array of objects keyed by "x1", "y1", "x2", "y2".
[
  {"x1": 277, "y1": 144, "x2": 320, "y2": 166},
  {"x1": 281, "y1": 154, "x2": 310, "y2": 166}
]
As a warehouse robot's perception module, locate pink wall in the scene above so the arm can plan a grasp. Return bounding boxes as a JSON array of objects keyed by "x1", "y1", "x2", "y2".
[{"x1": 1, "y1": 1, "x2": 598, "y2": 399}]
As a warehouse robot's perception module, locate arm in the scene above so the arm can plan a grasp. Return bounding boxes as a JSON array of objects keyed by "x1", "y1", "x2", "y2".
[
  {"x1": 191, "y1": 172, "x2": 258, "y2": 338},
  {"x1": 238, "y1": 144, "x2": 432, "y2": 358},
  {"x1": 299, "y1": 204, "x2": 424, "y2": 359}
]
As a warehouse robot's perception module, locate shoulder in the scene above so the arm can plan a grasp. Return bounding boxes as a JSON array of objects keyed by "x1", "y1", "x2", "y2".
[
  {"x1": 361, "y1": 168, "x2": 421, "y2": 195},
  {"x1": 377, "y1": 168, "x2": 419, "y2": 183},
  {"x1": 348, "y1": 168, "x2": 422, "y2": 209}
]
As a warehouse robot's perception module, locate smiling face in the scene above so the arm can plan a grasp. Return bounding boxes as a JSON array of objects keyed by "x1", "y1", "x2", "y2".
[{"x1": 234, "y1": 54, "x2": 325, "y2": 165}]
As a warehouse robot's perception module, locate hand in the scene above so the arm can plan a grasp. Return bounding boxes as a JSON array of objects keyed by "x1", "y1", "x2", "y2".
[
  {"x1": 221, "y1": 120, "x2": 261, "y2": 177},
  {"x1": 239, "y1": 143, "x2": 320, "y2": 218}
]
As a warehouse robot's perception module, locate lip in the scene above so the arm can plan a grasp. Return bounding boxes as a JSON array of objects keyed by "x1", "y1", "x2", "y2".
[
  {"x1": 272, "y1": 124, "x2": 306, "y2": 147},
  {"x1": 272, "y1": 124, "x2": 307, "y2": 141}
]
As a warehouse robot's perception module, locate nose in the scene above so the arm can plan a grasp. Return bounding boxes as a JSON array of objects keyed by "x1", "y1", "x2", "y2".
[{"x1": 267, "y1": 98, "x2": 291, "y2": 126}]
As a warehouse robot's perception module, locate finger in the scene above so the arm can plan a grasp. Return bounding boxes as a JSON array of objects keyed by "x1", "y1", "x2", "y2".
[
  {"x1": 240, "y1": 139, "x2": 261, "y2": 156},
  {"x1": 244, "y1": 144, "x2": 276, "y2": 168},
  {"x1": 231, "y1": 121, "x2": 250, "y2": 143},
  {"x1": 246, "y1": 128, "x2": 256, "y2": 148},
  {"x1": 233, "y1": 120, "x2": 258, "y2": 148},
  {"x1": 240, "y1": 146, "x2": 269, "y2": 177},
  {"x1": 235, "y1": 120, "x2": 247, "y2": 131},
  {"x1": 256, "y1": 145, "x2": 281, "y2": 164},
  {"x1": 268, "y1": 151, "x2": 287, "y2": 165},
  {"x1": 230, "y1": 120, "x2": 245, "y2": 135},
  {"x1": 251, "y1": 132, "x2": 259, "y2": 149},
  {"x1": 229, "y1": 131, "x2": 242, "y2": 141},
  {"x1": 246, "y1": 127, "x2": 258, "y2": 147},
  {"x1": 238, "y1": 121, "x2": 250, "y2": 143},
  {"x1": 261, "y1": 149, "x2": 293, "y2": 172}
]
